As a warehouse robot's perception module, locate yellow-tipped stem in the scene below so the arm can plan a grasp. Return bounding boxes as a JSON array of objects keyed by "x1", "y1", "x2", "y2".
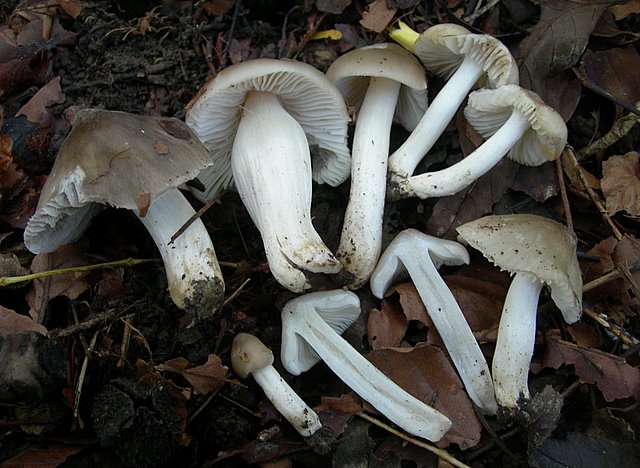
[{"x1": 388, "y1": 21, "x2": 420, "y2": 51}]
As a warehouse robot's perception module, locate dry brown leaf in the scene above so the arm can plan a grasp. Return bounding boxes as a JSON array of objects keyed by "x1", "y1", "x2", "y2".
[
  {"x1": 367, "y1": 344, "x2": 482, "y2": 449},
  {"x1": 15, "y1": 76, "x2": 65, "y2": 125},
  {"x1": 157, "y1": 354, "x2": 228, "y2": 395},
  {"x1": 519, "y1": 0, "x2": 612, "y2": 106},
  {"x1": 601, "y1": 152, "x2": 640, "y2": 217},
  {"x1": 542, "y1": 331, "x2": 640, "y2": 402},
  {"x1": 315, "y1": 393, "x2": 363, "y2": 435},
  {"x1": 359, "y1": 0, "x2": 397, "y2": 33},
  {"x1": 567, "y1": 322, "x2": 601, "y2": 348},
  {"x1": 26, "y1": 244, "x2": 89, "y2": 323},
  {"x1": 578, "y1": 47, "x2": 640, "y2": 110},
  {"x1": 0, "y1": 305, "x2": 48, "y2": 336},
  {"x1": 609, "y1": 0, "x2": 640, "y2": 20},
  {"x1": 512, "y1": 163, "x2": 559, "y2": 203},
  {"x1": 201, "y1": 0, "x2": 236, "y2": 15},
  {"x1": 55, "y1": 0, "x2": 84, "y2": 18}
]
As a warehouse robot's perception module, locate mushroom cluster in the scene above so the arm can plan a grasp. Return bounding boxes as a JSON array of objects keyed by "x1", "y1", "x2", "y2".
[{"x1": 24, "y1": 19, "x2": 583, "y2": 446}]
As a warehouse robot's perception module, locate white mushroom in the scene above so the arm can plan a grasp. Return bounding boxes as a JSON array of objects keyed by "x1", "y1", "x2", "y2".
[
  {"x1": 280, "y1": 289, "x2": 452, "y2": 442},
  {"x1": 24, "y1": 109, "x2": 224, "y2": 321},
  {"x1": 370, "y1": 229, "x2": 497, "y2": 415},
  {"x1": 387, "y1": 22, "x2": 519, "y2": 197},
  {"x1": 399, "y1": 85, "x2": 567, "y2": 199},
  {"x1": 186, "y1": 59, "x2": 351, "y2": 292},
  {"x1": 231, "y1": 333, "x2": 322, "y2": 437},
  {"x1": 326, "y1": 43, "x2": 428, "y2": 288},
  {"x1": 457, "y1": 214, "x2": 583, "y2": 411}
]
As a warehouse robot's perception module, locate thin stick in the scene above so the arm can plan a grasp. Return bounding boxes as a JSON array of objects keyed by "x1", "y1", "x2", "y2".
[
  {"x1": 555, "y1": 157, "x2": 574, "y2": 234},
  {"x1": 357, "y1": 412, "x2": 470, "y2": 468},
  {"x1": 169, "y1": 195, "x2": 222, "y2": 245},
  {"x1": 564, "y1": 147, "x2": 622, "y2": 240},
  {"x1": 0, "y1": 258, "x2": 156, "y2": 287},
  {"x1": 583, "y1": 308, "x2": 639, "y2": 347},
  {"x1": 582, "y1": 261, "x2": 640, "y2": 293},
  {"x1": 221, "y1": 278, "x2": 251, "y2": 308},
  {"x1": 74, "y1": 328, "x2": 101, "y2": 421},
  {"x1": 577, "y1": 102, "x2": 640, "y2": 159},
  {"x1": 117, "y1": 316, "x2": 133, "y2": 368}
]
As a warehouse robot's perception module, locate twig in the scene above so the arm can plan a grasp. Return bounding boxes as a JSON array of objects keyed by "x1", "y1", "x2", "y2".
[
  {"x1": 583, "y1": 308, "x2": 639, "y2": 347},
  {"x1": 578, "y1": 107, "x2": 640, "y2": 160},
  {"x1": 555, "y1": 157, "x2": 574, "y2": 234},
  {"x1": 463, "y1": 0, "x2": 500, "y2": 23},
  {"x1": 221, "y1": 278, "x2": 251, "y2": 308},
  {"x1": 563, "y1": 147, "x2": 623, "y2": 240},
  {"x1": 117, "y1": 316, "x2": 133, "y2": 368},
  {"x1": 169, "y1": 195, "x2": 222, "y2": 244},
  {"x1": 74, "y1": 328, "x2": 102, "y2": 422},
  {"x1": 582, "y1": 261, "x2": 640, "y2": 293},
  {"x1": 356, "y1": 412, "x2": 470, "y2": 468},
  {"x1": 0, "y1": 258, "x2": 157, "y2": 287},
  {"x1": 50, "y1": 308, "x2": 122, "y2": 340}
]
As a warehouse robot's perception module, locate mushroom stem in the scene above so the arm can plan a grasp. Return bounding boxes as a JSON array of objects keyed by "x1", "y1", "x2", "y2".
[
  {"x1": 492, "y1": 271, "x2": 543, "y2": 409},
  {"x1": 282, "y1": 297, "x2": 452, "y2": 442},
  {"x1": 388, "y1": 21, "x2": 420, "y2": 50},
  {"x1": 388, "y1": 57, "x2": 484, "y2": 183},
  {"x1": 251, "y1": 365, "x2": 322, "y2": 437},
  {"x1": 337, "y1": 77, "x2": 401, "y2": 288},
  {"x1": 137, "y1": 188, "x2": 224, "y2": 314},
  {"x1": 400, "y1": 109, "x2": 531, "y2": 198},
  {"x1": 232, "y1": 91, "x2": 342, "y2": 292}
]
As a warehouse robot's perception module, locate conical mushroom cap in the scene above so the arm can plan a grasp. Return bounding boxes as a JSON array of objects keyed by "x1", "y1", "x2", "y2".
[
  {"x1": 456, "y1": 214, "x2": 582, "y2": 323},
  {"x1": 326, "y1": 43, "x2": 428, "y2": 131},
  {"x1": 24, "y1": 109, "x2": 212, "y2": 253},
  {"x1": 464, "y1": 85, "x2": 567, "y2": 166},
  {"x1": 186, "y1": 58, "x2": 351, "y2": 201}
]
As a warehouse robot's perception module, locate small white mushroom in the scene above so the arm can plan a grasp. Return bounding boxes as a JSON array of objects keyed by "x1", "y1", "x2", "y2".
[
  {"x1": 326, "y1": 43, "x2": 428, "y2": 289},
  {"x1": 186, "y1": 59, "x2": 351, "y2": 292},
  {"x1": 280, "y1": 289, "x2": 452, "y2": 442},
  {"x1": 457, "y1": 214, "x2": 583, "y2": 411},
  {"x1": 387, "y1": 22, "x2": 519, "y2": 197},
  {"x1": 23, "y1": 109, "x2": 224, "y2": 321},
  {"x1": 231, "y1": 333, "x2": 322, "y2": 437},
  {"x1": 370, "y1": 229, "x2": 497, "y2": 415},
  {"x1": 399, "y1": 85, "x2": 567, "y2": 199}
]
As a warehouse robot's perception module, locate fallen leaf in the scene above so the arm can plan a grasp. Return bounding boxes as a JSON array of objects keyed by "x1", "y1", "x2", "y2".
[
  {"x1": 609, "y1": 0, "x2": 640, "y2": 20},
  {"x1": 566, "y1": 322, "x2": 601, "y2": 348},
  {"x1": 542, "y1": 331, "x2": 640, "y2": 402},
  {"x1": 426, "y1": 156, "x2": 519, "y2": 239},
  {"x1": 601, "y1": 151, "x2": 640, "y2": 217},
  {"x1": 0, "y1": 305, "x2": 48, "y2": 336},
  {"x1": 1, "y1": 443, "x2": 84, "y2": 467},
  {"x1": 367, "y1": 344, "x2": 482, "y2": 449},
  {"x1": 55, "y1": 0, "x2": 84, "y2": 18},
  {"x1": 201, "y1": 0, "x2": 236, "y2": 15},
  {"x1": 15, "y1": 76, "x2": 65, "y2": 125},
  {"x1": 315, "y1": 393, "x2": 363, "y2": 435},
  {"x1": 157, "y1": 354, "x2": 228, "y2": 395},
  {"x1": 512, "y1": 163, "x2": 559, "y2": 203},
  {"x1": 359, "y1": 0, "x2": 397, "y2": 33},
  {"x1": 316, "y1": 0, "x2": 352, "y2": 15},
  {"x1": 519, "y1": 0, "x2": 612, "y2": 105},
  {"x1": 577, "y1": 46, "x2": 640, "y2": 110},
  {"x1": 26, "y1": 243, "x2": 90, "y2": 323}
]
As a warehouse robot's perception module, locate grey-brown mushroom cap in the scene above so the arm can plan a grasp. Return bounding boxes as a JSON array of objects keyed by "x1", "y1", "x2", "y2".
[
  {"x1": 24, "y1": 108, "x2": 212, "y2": 253},
  {"x1": 456, "y1": 214, "x2": 582, "y2": 323},
  {"x1": 231, "y1": 333, "x2": 275, "y2": 379},
  {"x1": 413, "y1": 23, "x2": 519, "y2": 89},
  {"x1": 326, "y1": 43, "x2": 428, "y2": 131},
  {"x1": 185, "y1": 58, "x2": 352, "y2": 201},
  {"x1": 464, "y1": 85, "x2": 568, "y2": 166}
]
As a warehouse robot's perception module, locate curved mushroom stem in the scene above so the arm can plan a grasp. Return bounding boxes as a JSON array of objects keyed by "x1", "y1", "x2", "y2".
[
  {"x1": 387, "y1": 57, "x2": 484, "y2": 188},
  {"x1": 370, "y1": 230, "x2": 497, "y2": 415},
  {"x1": 232, "y1": 91, "x2": 342, "y2": 292},
  {"x1": 251, "y1": 365, "x2": 322, "y2": 437},
  {"x1": 492, "y1": 271, "x2": 543, "y2": 409},
  {"x1": 137, "y1": 188, "x2": 224, "y2": 320},
  {"x1": 398, "y1": 110, "x2": 531, "y2": 199},
  {"x1": 282, "y1": 298, "x2": 452, "y2": 442},
  {"x1": 337, "y1": 77, "x2": 401, "y2": 289}
]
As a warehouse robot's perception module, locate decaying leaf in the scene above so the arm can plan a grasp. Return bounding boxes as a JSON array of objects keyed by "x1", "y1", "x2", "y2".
[
  {"x1": 201, "y1": 0, "x2": 236, "y2": 15},
  {"x1": 315, "y1": 393, "x2": 363, "y2": 435},
  {"x1": 542, "y1": 331, "x2": 640, "y2": 403},
  {"x1": 156, "y1": 354, "x2": 228, "y2": 395},
  {"x1": 359, "y1": 0, "x2": 397, "y2": 33},
  {"x1": 26, "y1": 244, "x2": 90, "y2": 324},
  {"x1": 0, "y1": 305, "x2": 47, "y2": 336},
  {"x1": 367, "y1": 344, "x2": 482, "y2": 449},
  {"x1": 601, "y1": 151, "x2": 640, "y2": 217},
  {"x1": 15, "y1": 76, "x2": 65, "y2": 125}
]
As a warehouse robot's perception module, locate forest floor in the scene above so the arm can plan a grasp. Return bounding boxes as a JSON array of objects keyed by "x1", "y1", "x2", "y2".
[{"x1": 1, "y1": 0, "x2": 639, "y2": 466}]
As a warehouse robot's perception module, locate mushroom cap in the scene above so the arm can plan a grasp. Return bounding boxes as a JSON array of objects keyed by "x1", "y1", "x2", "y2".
[
  {"x1": 281, "y1": 290, "x2": 361, "y2": 375},
  {"x1": 24, "y1": 108, "x2": 211, "y2": 254},
  {"x1": 413, "y1": 23, "x2": 519, "y2": 89},
  {"x1": 185, "y1": 58, "x2": 351, "y2": 201},
  {"x1": 456, "y1": 214, "x2": 582, "y2": 323},
  {"x1": 464, "y1": 85, "x2": 568, "y2": 166},
  {"x1": 231, "y1": 333, "x2": 275, "y2": 379},
  {"x1": 326, "y1": 43, "x2": 428, "y2": 131}
]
